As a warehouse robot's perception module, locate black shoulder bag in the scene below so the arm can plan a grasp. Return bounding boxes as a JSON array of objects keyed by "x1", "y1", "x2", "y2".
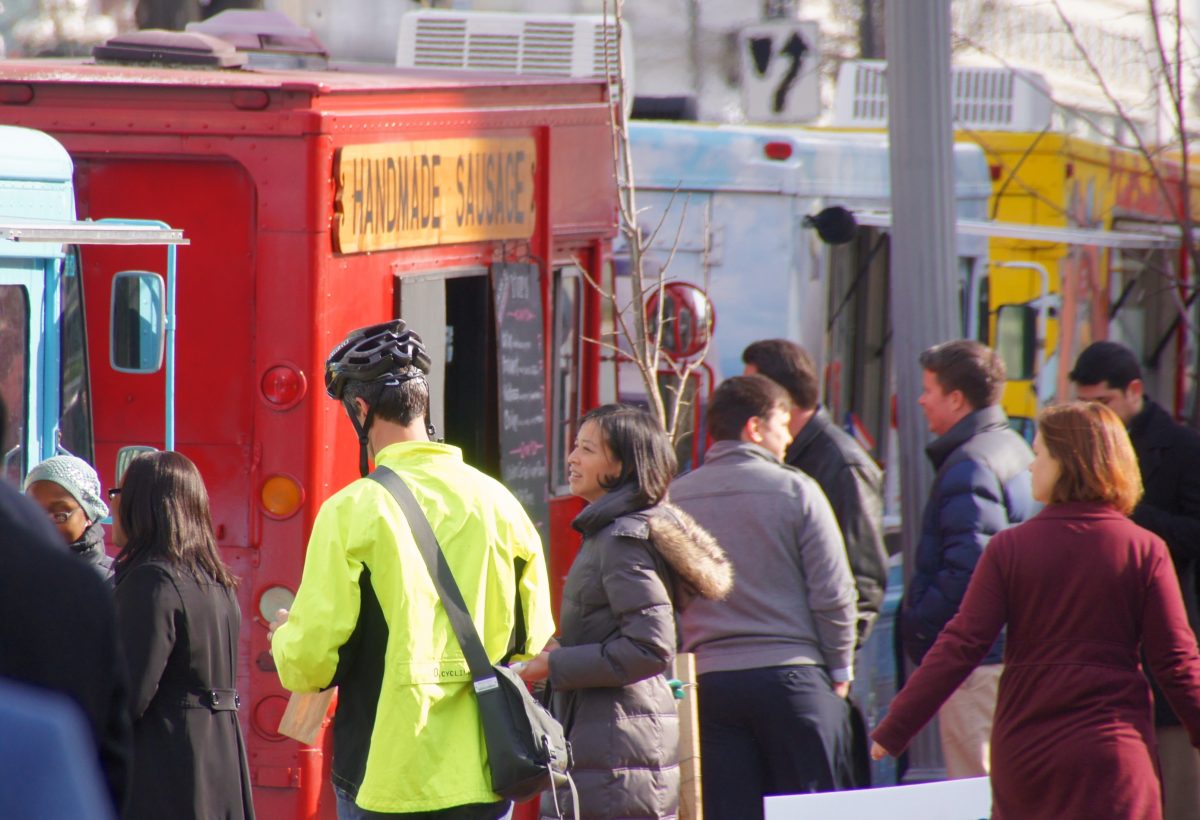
[{"x1": 369, "y1": 466, "x2": 574, "y2": 808}]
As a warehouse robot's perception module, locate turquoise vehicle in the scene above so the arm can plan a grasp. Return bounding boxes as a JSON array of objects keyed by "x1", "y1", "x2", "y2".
[{"x1": 0, "y1": 124, "x2": 186, "y2": 486}]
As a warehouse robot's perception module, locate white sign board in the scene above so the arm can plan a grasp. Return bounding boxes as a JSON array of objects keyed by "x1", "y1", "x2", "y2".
[
  {"x1": 764, "y1": 777, "x2": 993, "y2": 820},
  {"x1": 739, "y1": 21, "x2": 822, "y2": 123}
]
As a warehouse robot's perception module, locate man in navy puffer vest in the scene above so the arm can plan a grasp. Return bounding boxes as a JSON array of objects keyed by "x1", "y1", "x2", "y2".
[{"x1": 900, "y1": 339, "x2": 1035, "y2": 779}]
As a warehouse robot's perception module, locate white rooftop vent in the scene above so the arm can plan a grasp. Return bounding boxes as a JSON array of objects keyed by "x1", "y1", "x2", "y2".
[
  {"x1": 397, "y1": 10, "x2": 627, "y2": 87},
  {"x1": 832, "y1": 59, "x2": 1054, "y2": 132}
]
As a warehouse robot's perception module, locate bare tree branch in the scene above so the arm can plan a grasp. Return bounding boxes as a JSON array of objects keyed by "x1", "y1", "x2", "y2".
[
  {"x1": 664, "y1": 204, "x2": 716, "y2": 440},
  {"x1": 641, "y1": 187, "x2": 688, "y2": 252},
  {"x1": 590, "y1": 0, "x2": 713, "y2": 441},
  {"x1": 1049, "y1": 0, "x2": 1187, "y2": 227}
]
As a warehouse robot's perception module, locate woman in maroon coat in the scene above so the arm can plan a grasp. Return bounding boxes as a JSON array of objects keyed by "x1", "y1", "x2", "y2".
[{"x1": 871, "y1": 401, "x2": 1200, "y2": 819}]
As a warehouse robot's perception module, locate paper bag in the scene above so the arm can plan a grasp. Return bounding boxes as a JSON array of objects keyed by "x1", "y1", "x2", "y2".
[{"x1": 277, "y1": 689, "x2": 336, "y2": 745}]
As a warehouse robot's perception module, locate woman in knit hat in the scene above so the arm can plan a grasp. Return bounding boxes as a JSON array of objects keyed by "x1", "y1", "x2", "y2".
[{"x1": 24, "y1": 454, "x2": 115, "y2": 582}]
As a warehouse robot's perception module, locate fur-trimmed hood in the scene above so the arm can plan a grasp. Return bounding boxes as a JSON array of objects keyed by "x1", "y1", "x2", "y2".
[
  {"x1": 572, "y1": 485, "x2": 734, "y2": 604},
  {"x1": 645, "y1": 503, "x2": 733, "y2": 602}
]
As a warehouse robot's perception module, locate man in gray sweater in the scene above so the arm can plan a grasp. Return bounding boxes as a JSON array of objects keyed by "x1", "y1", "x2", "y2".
[{"x1": 672, "y1": 374, "x2": 858, "y2": 820}]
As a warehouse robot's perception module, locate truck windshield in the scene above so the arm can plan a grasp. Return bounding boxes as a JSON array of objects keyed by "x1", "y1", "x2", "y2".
[{"x1": 0, "y1": 284, "x2": 29, "y2": 483}]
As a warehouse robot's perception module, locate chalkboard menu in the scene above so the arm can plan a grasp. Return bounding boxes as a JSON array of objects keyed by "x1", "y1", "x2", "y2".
[{"x1": 493, "y1": 263, "x2": 549, "y2": 544}]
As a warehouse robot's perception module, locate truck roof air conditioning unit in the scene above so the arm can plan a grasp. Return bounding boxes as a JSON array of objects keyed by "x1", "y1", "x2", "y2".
[
  {"x1": 831, "y1": 59, "x2": 1053, "y2": 132},
  {"x1": 396, "y1": 10, "x2": 631, "y2": 105}
]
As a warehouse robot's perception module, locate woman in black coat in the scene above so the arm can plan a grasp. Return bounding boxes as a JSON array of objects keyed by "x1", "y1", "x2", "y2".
[{"x1": 112, "y1": 450, "x2": 255, "y2": 820}]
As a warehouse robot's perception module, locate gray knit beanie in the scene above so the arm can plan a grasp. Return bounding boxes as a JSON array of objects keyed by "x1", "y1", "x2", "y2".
[{"x1": 24, "y1": 455, "x2": 110, "y2": 522}]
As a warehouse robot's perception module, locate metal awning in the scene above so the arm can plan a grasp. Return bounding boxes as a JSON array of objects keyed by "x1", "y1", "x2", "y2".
[
  {"x1": 0, "y1": 220, "x2": 189, "y2": 245},
  {"x1": 852, "y1": 210, "x2": 1179, "y2": 250}
]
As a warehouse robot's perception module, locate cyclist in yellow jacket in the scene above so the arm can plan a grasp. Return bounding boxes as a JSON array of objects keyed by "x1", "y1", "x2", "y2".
[{"x1": 269, "y1": 320, "x2": 555, "y2": 819}]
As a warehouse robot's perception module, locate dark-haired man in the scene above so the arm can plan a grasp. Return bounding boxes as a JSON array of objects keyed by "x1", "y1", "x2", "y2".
[
  {"x1": 1071, "y1": 340, "x2": 1200, "y2": 820},
  {"x1": 270, "y1": 320, "x2": 554, "y2": 819},
  {"x1": 0, "y1": 398, "x2": 131, "y2": 816},
  {"x1": 902, "y1": 339, "x2": 1034, "y2": 779},
  {"x1": 743, "y1": 338, "x2": 888, "y2": 645},
  {"x1": 671, "y1": 374, "x2": 857, "y2": 820}
]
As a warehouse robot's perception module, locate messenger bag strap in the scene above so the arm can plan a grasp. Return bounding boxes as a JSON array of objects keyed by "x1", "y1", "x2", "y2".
[{"x1": 368, "y1": 466, "x2": 499, "y2": 692}]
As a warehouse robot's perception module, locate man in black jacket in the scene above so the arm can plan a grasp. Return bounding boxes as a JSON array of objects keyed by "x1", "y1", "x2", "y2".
[
  {"x1": 0, "y1": 399, "x2": 131, "y2": 816},
  {"x1": 743, "y1": 339, "x2": 888, "y2": 645},
  {"x1": 1072, "y1": 340, "x2": 1200, "y2": 820}
]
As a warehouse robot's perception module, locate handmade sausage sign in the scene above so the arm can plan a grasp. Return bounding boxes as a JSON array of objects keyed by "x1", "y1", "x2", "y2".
[{"x1": 334, "y1": 137, "x2": 536, "y2": 253}]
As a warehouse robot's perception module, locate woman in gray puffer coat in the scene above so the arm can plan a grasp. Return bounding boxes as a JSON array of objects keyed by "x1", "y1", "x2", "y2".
[{"x1": 517, "y1": 404, "x2": 733, "y2": 820}]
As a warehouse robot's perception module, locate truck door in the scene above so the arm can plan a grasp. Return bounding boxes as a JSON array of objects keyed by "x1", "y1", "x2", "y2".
[
  {"x1": 988, "y1": 260, "x2": 1060, "y2": 441},
  {"x1": 825, "y1": 226, "x2": 891, "y2": 456},
  {"x1": 1108, "y1": 224, "x2": 1195, "y2": 418},
  {"x1": 395, "y1": 268, "x2": 496, "y2": 472},
  {"x1": 396, "y1": 264, "x2": 554, "y2": 548}
]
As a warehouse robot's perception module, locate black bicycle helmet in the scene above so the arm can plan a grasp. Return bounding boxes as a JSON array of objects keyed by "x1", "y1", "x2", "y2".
[
  {"x1": 325, "y1": 320, "x2": 435, "y2": 476},
  {"x1": 325, "y1": 320, "x2": 432, "y2": 400}
]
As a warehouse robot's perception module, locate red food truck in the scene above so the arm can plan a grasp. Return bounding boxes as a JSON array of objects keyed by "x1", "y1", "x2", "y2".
[{"x1": 0, "y1": 27, "x2": 616, "y2": 818}]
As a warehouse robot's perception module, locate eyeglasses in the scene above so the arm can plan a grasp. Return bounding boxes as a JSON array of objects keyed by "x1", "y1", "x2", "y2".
[
  {"x1": 106, "y1": 487, "x2": 122, "y2": 500},
  {"x1": 48, "y1": 509, "x2": 79, "y2": 524}
]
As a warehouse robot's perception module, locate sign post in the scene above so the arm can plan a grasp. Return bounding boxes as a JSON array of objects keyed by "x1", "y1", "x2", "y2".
[{"x1": 885, "y1": 0, "x2": 959, "y2": 780}]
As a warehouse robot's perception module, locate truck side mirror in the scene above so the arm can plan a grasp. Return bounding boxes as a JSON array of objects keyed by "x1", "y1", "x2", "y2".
[
  {"x1": 110, "y1": 271, "x2": 166, "y2": 373},
  {"x1": 646, "y1": 282, "x2": 716, "y2": 360},
  {"x1": 803, "y1": 206, "x2": 858, "y2": 246},
  {"x1": 114, "y1": 445, "x2": 157, "y2": 489},
  {"x1": 2, "y1": 443, "x2": 22, "y2": 486}
]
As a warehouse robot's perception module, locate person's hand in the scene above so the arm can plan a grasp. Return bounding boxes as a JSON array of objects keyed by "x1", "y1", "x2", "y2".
[
  {"x1": 267, "y1": 608, "x2": 289, "y2": 646},
  {"x1": 870, "y1": 741, "x2": 892, "y2": 761},
  {"x1": 833, "y1": 681, "x2": 851, "y2": 699},
  {"x1": 513, "y1": 651, "x2": 551, "y2": 683}
]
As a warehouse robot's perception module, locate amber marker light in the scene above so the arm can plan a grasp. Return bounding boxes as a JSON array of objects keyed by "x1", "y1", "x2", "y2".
[{"x1": 261, "y1": 474, "x2": 304, "y2": 519}]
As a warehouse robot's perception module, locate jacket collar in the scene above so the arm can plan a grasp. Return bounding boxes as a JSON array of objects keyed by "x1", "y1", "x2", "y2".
[
  {"x1": 1127, "y1": 397, "x2": 1173, "y2": 447},
  {"x1": 926, "y1": 404, "x2": 1010, "y2": 470},
  {"x1": 373, "y1": 440, "x2": 464, "y2": 468},
  {"x1": 704, "y1": 439, "x2": 784, "y2": 467},
  {"x1": 786, "y1": 405, "x2": 832, "y2": 462},
  {"x1": 572, "y1": 484, "x2": 645, "y2": 536},
  {"x1": 69, "y1": 520, "x2": 106, "y2": 556},
  {"x1": 1029, "y1": 500, "x2": 1127, "y2": 522}
]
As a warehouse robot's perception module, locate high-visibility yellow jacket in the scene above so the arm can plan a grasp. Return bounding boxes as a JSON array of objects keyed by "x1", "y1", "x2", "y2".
[{"x1": 272, "y1": 441, "x2": 555, "y2": 813}]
